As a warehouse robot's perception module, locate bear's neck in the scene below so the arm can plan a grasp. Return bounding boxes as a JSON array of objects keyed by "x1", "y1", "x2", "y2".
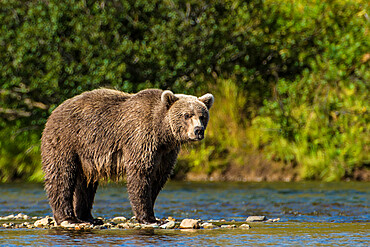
[{"x1": 157, "y1": 111, "x2": 181, "y2": 148}]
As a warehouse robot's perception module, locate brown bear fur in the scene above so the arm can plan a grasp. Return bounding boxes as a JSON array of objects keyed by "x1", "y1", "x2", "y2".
[{"x1": 41, "y1": 88, "x2": 214, "y2": 225}]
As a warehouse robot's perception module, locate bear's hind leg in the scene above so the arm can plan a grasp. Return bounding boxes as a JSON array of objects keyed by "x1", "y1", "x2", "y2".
[
  {"x1": 43, "y1": 157, "x2": 80, "y2": 225},
  {"x1": 73, "y1": 174, "x2": 102, "y2": 225}
]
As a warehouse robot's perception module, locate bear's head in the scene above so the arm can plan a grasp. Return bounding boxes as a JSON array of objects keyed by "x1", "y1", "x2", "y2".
[{"x1": 161, "y1": 90, "x2": 214, "y2": 143}]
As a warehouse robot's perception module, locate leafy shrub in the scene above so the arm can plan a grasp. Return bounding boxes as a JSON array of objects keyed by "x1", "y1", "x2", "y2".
[
  {"x1": 0, "y1": 0, "x2": 368, "y2": 181},
  {"x1": 0, "y1": 125, "x2": 42, "y2": 182}
]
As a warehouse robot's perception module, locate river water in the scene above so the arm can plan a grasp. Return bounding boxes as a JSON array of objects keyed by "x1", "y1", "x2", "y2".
[{"x1": 0, "y1": 182, "x2": 369, "y2": 246}]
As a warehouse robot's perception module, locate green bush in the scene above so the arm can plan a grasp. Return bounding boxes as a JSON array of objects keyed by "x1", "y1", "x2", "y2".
[
  {"x1": 0, "y1": 125, "x2": 42, "y2": 182},
  {"x1": 178, "y1": 0, "x2": 370, "y2": 181},
  {"x1": 248, "y1": 0, "x2": 370, "y2": 181},
  {"x1": 0, "y1": 0, "x2": 368, "y2": 181},
  {"x1": 251, "y1": 69, "x2": 369, "y2": 181}
]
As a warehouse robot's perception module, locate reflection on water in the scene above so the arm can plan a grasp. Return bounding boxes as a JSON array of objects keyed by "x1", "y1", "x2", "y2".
[
  {"x1": 0, "y1": 182, "x2": 369, "y2": 246},
  {"x1": 1, "y1": 223, "x2": 369, "y2": 246},
  {"x1": 94, "y1": 181, "x2": 369, "y2": 223}
]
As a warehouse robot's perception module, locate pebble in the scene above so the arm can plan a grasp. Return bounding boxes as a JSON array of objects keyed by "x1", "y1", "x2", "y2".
[
  {"x1": 34, "y1": 216, "x2": 54, "y2": 228},
  {"x1": 208, "y1": 219, "x2": 219, "y2": 223},
  {"x1": 0, "y1": 213, "x2": 31, "y2": 221},
  {"x1": 15, "y1": 213, "x2": 30, "y2": 220},
  {"x1": 141, "y1": 223, "x2": 159, "y2": 229},
  {"x1": 74, "y1": 223, "x2": 93, "y2": 230},
  {"x1": 160, "y1": 220, "x2": 176, "y2": 229},
  {"x1": 0, "y1": 214, "x2": 15, "y2": 221},
  {"x1": 265, "y1": 218, "x2": 280, "y2": 222},
  {"x1": 273, "y1": 218, "x2": 280, "y2": 222},
  {"x1": 60, "y1": 221, "x2": 77, "y2": 228},
  {"x1": 201, "y1": 223, "x2": 217, "y2": 229},
  {"x1": 246, "y1": 216, "x2": 266, "y2": 222},
  {"x1": 117, "y1": 223, "x2": 130, "y2": 229},
  {"x1": 117, "y1": 222, "x2": 141, "y2": 229},
  {"x1": 112, "y1": 217, "x2": 127, "y2": 223},
  {"x1": 180, "y1": 219, "x2": 200, "y2": 229},
  {"x1": 239, "y1": 224, "x2": 251, "y2": 229},
  {"x1": 2, "y1": 222, "x2": 15, "y2": 228},
  {"x1": 94, "y1": 225, "x2": 108, "y2": 230},
  {"x1": 0, "y1": 214, "x2": 279, "y2": 230},
  {"x1": 221, "y1": 224, "x2": 236, "y2": 228},
  {"x1": 104, "y1": 222, "x2": 115, "y2": 228},
  {"x1": 167, "y1": 216, "x2": 176, "y2": 221}
]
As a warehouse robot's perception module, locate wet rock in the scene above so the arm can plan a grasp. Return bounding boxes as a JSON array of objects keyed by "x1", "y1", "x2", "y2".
[
  {"x1": 160, "y1": 220, "x2": 176, "y2": 229},
  {"x1": 117, "y1": 222, "x2": 141, "y2": 229},
  {"x1": 0, "y1": 214, "x2": 15, "y2": 221},
  {"x1": 266, "y1": 218, "x2": 280, "y2": 222},
  {"x1": 27, "y1": 222, "x2": 36, "y2": 229},
  {"x1": 180, "y1": 219, "x2": 200, "y2": 229},
  {"x1": 96, "y1": 217, "x2": 105, "y2": 223},
  {"x1": 246, "y1": 216, "x2": 266, "y2": 222},
  {"x1": 16, "y1": 222, "x2": 30, "y2": 228},
  {"x1": 112, "y1": 216, "x2": 127, "y2": 223},
  {"x1": 93, "y1": 225, "x2": 108, "y2": 229},
  {"x1": 0, "y1": 214, "x2": 279, "y2": 231},
  {"x1": 73, "y1": 225, "x2": 82, "y2": 230},
  {"x1": 34, "y1": 216, "x2": 54, "y2": 228},
  {"x1": 201, "y1": 223, "x2": 217, "y2": 229},
  {"x1": 117, "y1": 223, "x2": 130, "y2": 229},
  {"x1": 14, "y1": 213, "x2": 30, "y2": 220},
  {"x1": 2, "y1": 222, "x2": 15, "y2": 228},
  {"x1": 130, "y1": 216, "x2": 136, "y2": 222},
  {"x1": 239, "y1": 224, "x2": 251, "y2": 229},
  {"x1": 60, "y1": 221, "x2": 76, "y2": 228},
  {"x1": 103, "y1": 222, "x2": 115, "y2": 229},
  {"x1": 132, "y1": 223, "x2": 141, "y2": 228},
  {"x1": 82, "y1": 223, "x2": 93, "y2": 229},
  {"x1": 208, "y1": 219, "x2": 220, "y2": 223},
  {"x1": 59, "y1": 221, "x2": 92, "y2": 229},
  {"x1": 133, "y1": 224, "x2": 142, "y2": 229},
  {"x1": 221, "y1": 224, "x2": 236, "y2": 228},
  {"x1": 73, "y1": 223, "x2": 92, "y2": 230},
  {"x1": 0, "y1": 213, "x2": 30, "y2": 221},
  {"x1": 141, "y1": 223, "x2": 159, "y2": 229}
]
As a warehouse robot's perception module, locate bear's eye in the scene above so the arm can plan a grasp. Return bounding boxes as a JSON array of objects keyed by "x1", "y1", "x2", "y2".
[{"x1": 184, "y1": 113, "x2": 191, "y2": 120}]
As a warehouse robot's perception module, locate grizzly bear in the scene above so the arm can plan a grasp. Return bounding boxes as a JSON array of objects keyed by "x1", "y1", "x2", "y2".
[{"x1": 41, "y1": 88, "x2": 214, "y2": 225}]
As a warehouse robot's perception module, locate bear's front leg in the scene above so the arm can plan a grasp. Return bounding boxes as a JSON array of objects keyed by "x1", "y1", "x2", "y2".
[{"x1": 126, "y1": 169, "x2": 157, "y2": 224}]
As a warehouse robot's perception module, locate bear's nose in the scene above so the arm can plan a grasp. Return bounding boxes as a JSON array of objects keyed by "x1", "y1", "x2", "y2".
[{"x1": 194, "y1": 126, "x2": 204, "y2": 140}]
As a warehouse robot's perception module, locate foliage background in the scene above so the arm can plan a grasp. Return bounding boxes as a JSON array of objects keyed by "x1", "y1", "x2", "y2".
[{"x1": 0, "y1": 0, "x2": 369, "y2": 182}]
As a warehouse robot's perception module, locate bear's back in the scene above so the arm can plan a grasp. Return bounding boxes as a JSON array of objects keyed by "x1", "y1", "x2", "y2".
[
  {"x1": 43, "y1": 88, "x2": 165, "y2": 143},
  {"x1": 73, "y1": 88, "x2": 132, "y2": 107}
]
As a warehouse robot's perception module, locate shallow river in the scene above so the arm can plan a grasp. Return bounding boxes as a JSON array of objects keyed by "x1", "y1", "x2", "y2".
[{"x1": 0, "y1": 182, "x2": 369, "y2": 246}]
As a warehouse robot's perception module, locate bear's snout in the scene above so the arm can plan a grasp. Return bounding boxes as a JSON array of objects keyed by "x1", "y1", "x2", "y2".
[{"x1": 194, "y1": 126, "x2": 205, "y2": 140}]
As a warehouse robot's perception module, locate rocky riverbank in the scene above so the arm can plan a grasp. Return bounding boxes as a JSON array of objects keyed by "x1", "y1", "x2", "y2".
[{"x1": 0, "y1": 213, "x2": 280, "y2": 230}]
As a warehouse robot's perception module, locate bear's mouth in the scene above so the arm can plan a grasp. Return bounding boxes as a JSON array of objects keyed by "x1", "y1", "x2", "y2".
[{"x1": 189, "y1": 134, "x2": 204, "y2": 141}]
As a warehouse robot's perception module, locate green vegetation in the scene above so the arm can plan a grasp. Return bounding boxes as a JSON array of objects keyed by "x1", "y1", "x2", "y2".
[{"x1": 1, "y1": 0, "x2": 368, "y2": 182}]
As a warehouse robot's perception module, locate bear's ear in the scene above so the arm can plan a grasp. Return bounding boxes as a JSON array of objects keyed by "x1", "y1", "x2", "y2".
[
  {"x1": 161, "y1": 90, "x2": 179, "y2": 108},
  {"x1": 198, "y1": 93, "x2": 214, "y2": 110}
]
